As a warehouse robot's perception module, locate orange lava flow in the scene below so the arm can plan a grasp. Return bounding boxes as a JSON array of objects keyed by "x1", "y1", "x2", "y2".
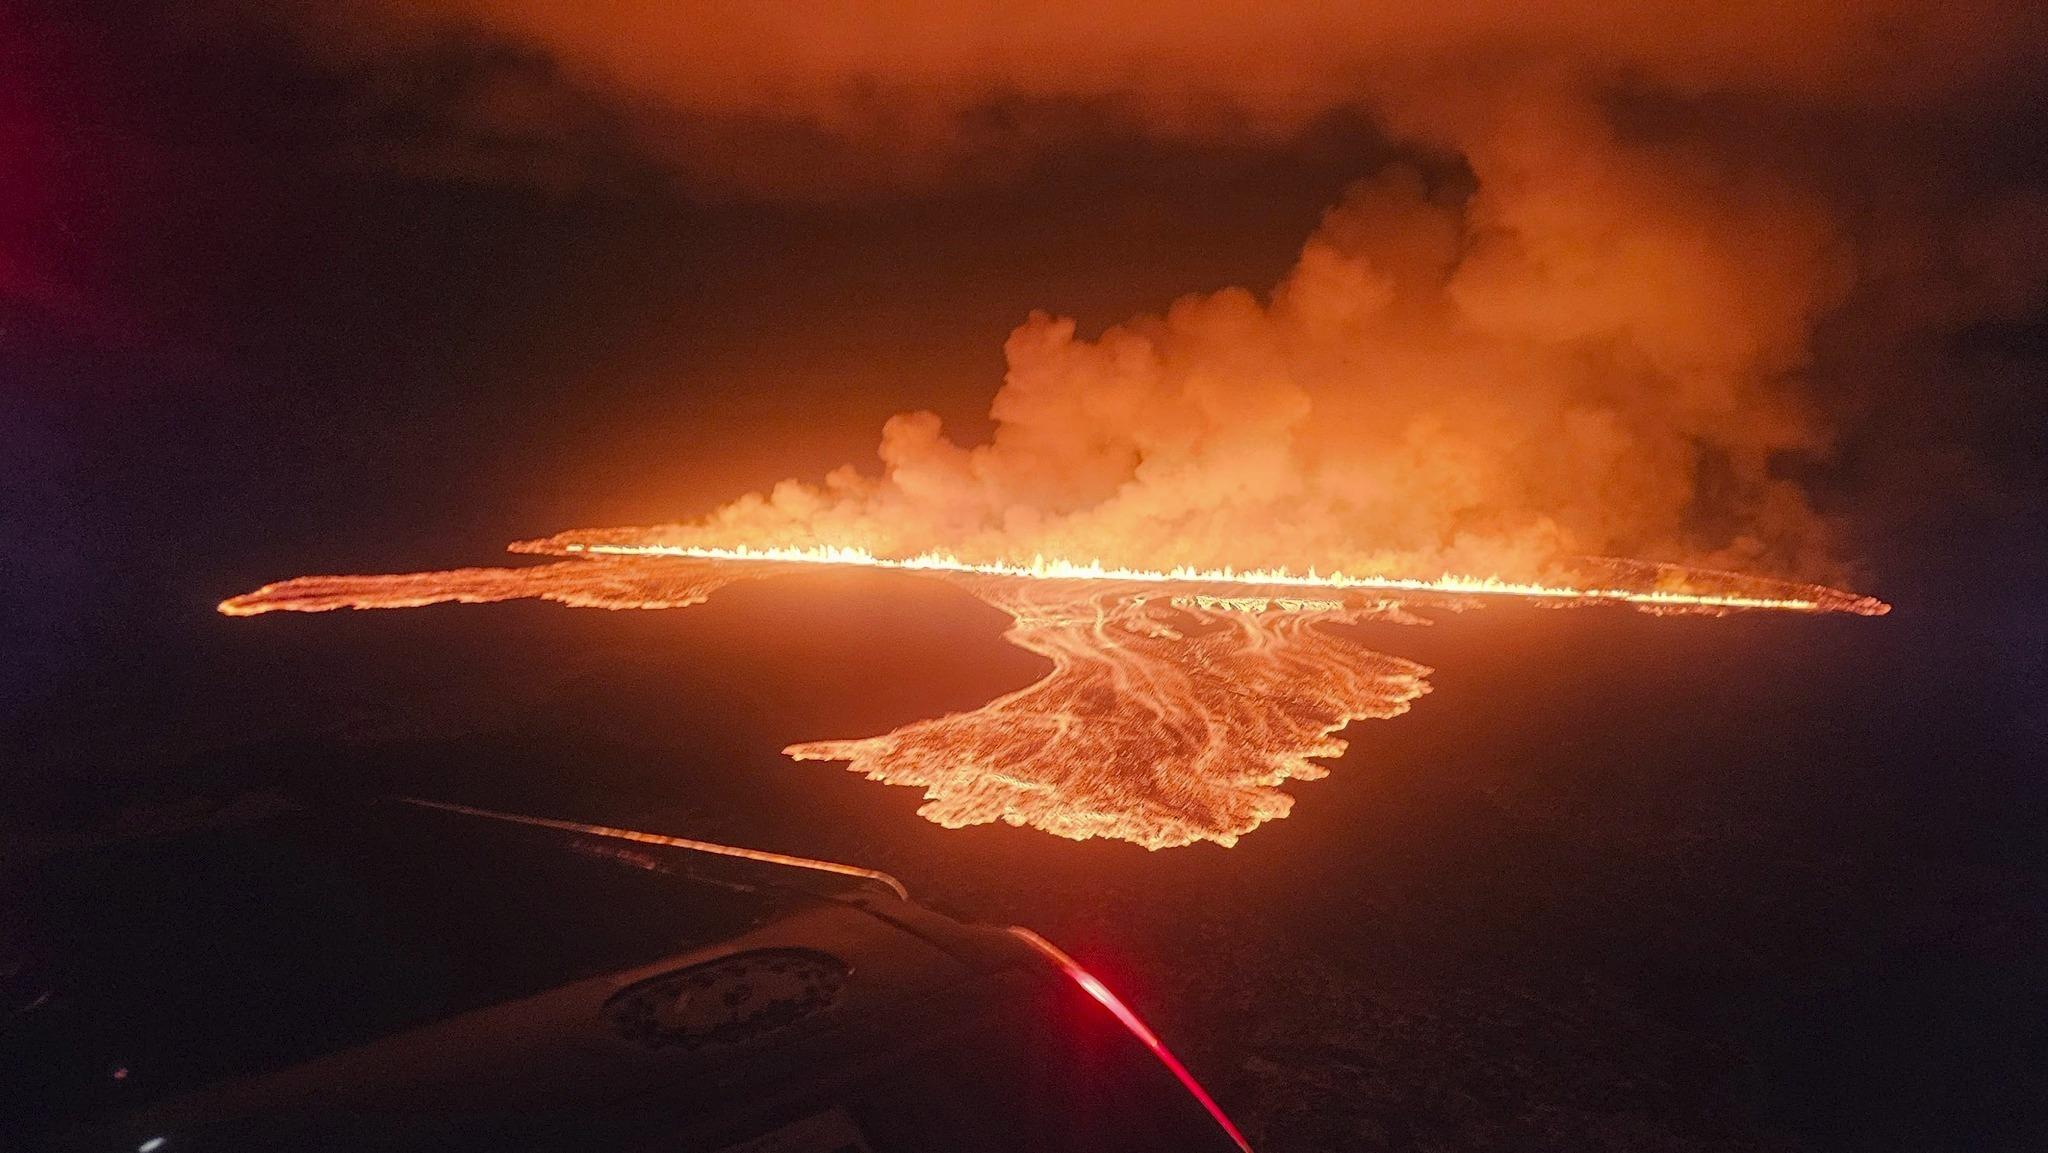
[
  {"x1": 218, "y1": 557, "x2": 742, "y2": 617},
  {"x1": 790, "y1": 577, "x2": 1431, "y2": 849},
  {"x1": 217, "y1": 537, "x2": 1889, "y2": 849}
]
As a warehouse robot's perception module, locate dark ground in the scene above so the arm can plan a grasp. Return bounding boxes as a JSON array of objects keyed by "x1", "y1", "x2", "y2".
[{"x1": 7, "y1": 552, "x2": 2045, "y2": 1152}]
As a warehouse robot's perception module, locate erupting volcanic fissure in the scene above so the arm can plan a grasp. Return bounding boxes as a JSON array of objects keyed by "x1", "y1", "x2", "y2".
[
  {"x1": 221, "y1": 535, "x2": 1886, "y2": 849},
  {"x1": 541, "y1": 541, "x2": 1888, "y2": 615},
  {"x1": 217, "y1": 111, "x2": 1905, "y2": 847}
]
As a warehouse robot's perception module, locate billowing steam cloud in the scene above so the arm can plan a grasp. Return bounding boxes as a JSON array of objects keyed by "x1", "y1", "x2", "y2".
[
  {"x1": 651, "y1": 103, "x2": 1847, "y2": 579},
  {"x1": 286, "y1": 1, "x2": 2046, "y2": 580}
]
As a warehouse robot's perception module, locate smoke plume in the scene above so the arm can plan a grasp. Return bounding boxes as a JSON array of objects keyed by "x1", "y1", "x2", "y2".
[
  {"x1": 285, "y1": 1, "x2": 2046, "y2": 581},
  {"x1": 646, "y1": 109, "x2": 1847, "y2": 578}
]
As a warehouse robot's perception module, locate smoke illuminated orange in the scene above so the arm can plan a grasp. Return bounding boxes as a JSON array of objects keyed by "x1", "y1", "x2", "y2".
[{"x1": 219, "y1": 534, "x2": 1888, "y2": 849}]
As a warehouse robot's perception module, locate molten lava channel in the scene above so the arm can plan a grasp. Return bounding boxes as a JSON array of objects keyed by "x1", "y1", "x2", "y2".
[{"x1": 219, "y1": 539, "x2": 1888, "y2": 850}]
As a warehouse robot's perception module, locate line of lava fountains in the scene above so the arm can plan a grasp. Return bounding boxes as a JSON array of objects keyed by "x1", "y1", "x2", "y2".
[{"x1": 535, "y1": 541, "x2": 1891, "y2": 616}]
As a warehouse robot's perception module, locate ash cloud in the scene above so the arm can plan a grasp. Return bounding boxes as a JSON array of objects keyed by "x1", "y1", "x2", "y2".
[{"x1": 286, "y1": 1, "x2": 2046, "y2": 580}]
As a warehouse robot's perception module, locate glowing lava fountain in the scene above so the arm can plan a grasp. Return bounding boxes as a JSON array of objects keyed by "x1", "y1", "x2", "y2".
[
  {"x1": 535, "y1": 541, "x2": 1890, "y2": 616},
  {"x1": 220, "y1": 536, "x2": 1888, "y2": 849}
]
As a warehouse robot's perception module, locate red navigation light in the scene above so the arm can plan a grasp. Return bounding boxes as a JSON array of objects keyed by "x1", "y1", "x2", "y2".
[{"x1": 1007, "y1": 927, "x2": 1253, "y2": 1152}]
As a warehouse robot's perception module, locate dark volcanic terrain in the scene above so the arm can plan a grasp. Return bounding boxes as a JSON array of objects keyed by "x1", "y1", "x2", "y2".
[{"x1": 10, "y1": 563, "x2": 2043, "y2": 1150}]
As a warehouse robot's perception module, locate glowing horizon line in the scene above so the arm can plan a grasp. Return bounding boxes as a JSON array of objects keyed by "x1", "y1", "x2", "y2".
[{"x1": 556, "y1": 542, "x2": 1890, "y2": 616}]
